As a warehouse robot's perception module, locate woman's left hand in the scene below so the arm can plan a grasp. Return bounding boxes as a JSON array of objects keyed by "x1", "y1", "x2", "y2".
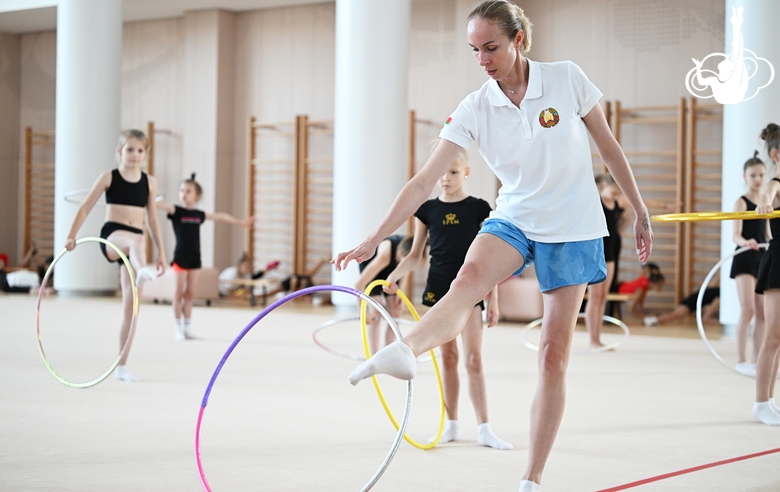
[{"x1": 634, "y1": 209, "x2": 653, "y2": 264}]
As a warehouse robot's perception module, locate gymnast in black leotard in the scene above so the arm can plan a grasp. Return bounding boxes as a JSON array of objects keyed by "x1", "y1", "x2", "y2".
[
  {"x1": 731, "y1": 151, "x2": 769, "y2": 376},
  {"x1": 64, "y1": 129, "x2": 166, "y2": 382}
]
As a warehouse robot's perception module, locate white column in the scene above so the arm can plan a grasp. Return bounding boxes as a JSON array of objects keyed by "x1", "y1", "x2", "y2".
[
  {"x1": 331, "y1": 0, "x2": 410, "y2": 306},
  {"x1": 720, "y1": 0, "x2": 780, "y2": 326},
  {"x1": 54, "y1": 0, "x2": 123, "y2": 293}
]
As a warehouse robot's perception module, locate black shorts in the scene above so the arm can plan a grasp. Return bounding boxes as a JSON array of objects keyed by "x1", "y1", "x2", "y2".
[
  {"x1": 603, "y1": 235, "x2": 618, "y2": 263},
  {"x1": 680, "y1": 287, "x2": 719, "y2": 312},
  {"x1": 422, "y1": 276, "x2": 484, "y2": 310},
  {"x1": 730, "y1": 248, "x2": 763, "y2": 278},
  {"x1": 172, "y1": 253, "x2": 202, "y2": 270},
  {"x1": 755, "y1": 246, "x2": 780, "y2": 294},
  {"x1": 100, "y1": 222, "x2": 143, "y2": 264}
]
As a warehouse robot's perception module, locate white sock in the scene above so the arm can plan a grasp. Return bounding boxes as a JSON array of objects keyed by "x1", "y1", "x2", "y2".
[
  {"x1": 135, "y1": 267, "x2": 156, "y2": 288},
  {"x1": 174, "y1": 319, "x2": 185, "y2": 341},
  {"x1": 735, "y1": 362, "x2": 756, "y2": 377},
  {"x1": 114, "y1": 365, "x2": 138, "y2": 382},
  {"x1": 183, "y1": 318, "x2": 196, "y2": 339},
  {"x1": 477, "y1": 422, "x2": 513, "y2": 450},
  {"x1": 752, "y1": 401, "x2": 780, "y2": 425},
  {"x1": 518, "y1": 480, "x2": 541, "y2": 492},
  {"x1": 770, "y1": 398, "x2": 780, "y2": 415},
  {"x1": 642, "y1": 316, "x2": 658, "y2": 327},
  {"x1": 348, "y1": 341, "x2": 416, "y2": 385},
  {"x1": 429, "y1": 420, "x2": 460, "y2": 444}
]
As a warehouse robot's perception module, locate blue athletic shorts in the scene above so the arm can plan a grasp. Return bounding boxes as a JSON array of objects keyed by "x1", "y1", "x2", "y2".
[{"x1": 479, "y1": 218, "x2": 607, "y2": 293}]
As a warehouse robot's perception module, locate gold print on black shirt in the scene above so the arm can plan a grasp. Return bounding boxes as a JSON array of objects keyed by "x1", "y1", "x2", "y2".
[
  {"x1": 442, "y1": 213, "x2": 460, "y2": 225},
  {"x1": 425, "y1": 291, "x2": 437, "y2": 303}
]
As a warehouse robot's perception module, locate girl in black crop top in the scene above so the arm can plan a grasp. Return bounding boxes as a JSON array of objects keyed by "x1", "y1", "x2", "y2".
[
  {"x1": 752, "y1": 123, "x2": 780, "y2": 426},
  {"x1": 731, "y1": 153, "x2": 769, "y2": 376},
  {"x1": 64, "y1": 129, "x2": 167, "y2": 382},
  {"x1": 156, "y1": 173, "x2": 253, "y2": 341}
]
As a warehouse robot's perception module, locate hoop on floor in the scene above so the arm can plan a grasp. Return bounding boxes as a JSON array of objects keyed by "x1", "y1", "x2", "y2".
[
  {"x1": 312, "y1": 317, "x2": 437, "y2": 363},
  {"x1": 195, "y1": 285, "x2": 411, "y2": 492},
  {"x1": 696, "y1": 244, "x2": 768, "y2": 378},
  {"x1": 653, "y1": 211, "x2": 780, "y2": 222},
  {"x1": 360, "y1": 280, "x2": 446, "y2": 450},
  {"x1": 64, "y1": 189, "x2": 164, "y2": 205},
  {"x1": 35, "y1": 237, "x2": 138, "y2": 388},
  {"x1": 520, "y1": 313, "x2": 630, "y2": 355}
]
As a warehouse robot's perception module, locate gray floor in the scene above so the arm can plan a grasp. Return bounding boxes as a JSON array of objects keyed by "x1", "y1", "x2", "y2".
[{"x1": 1, "y1": 294, "x2": 778, "y2": 491}]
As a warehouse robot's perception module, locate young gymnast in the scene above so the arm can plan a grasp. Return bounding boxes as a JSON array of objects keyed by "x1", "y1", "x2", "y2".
[
  {"x1": 587, "y1": 174, "x2": 677, "y2": 346},
  {"x1": 384, "y1": 145, "x2": 510, "y2": 450},
  {"x1": 65, "y1": 129, "x2": 166, "y2": 382},
  {"x1": 354, "y1": 235, "x2": 412, "y2": 355},
  {"x1": 753, "y1": 123, "x2": 780, "y2": 425},
  {"x1": 617, "y1": 262, "x2": 664, "y2": 315},
  {"x1": 157, "y1": 174, "x2": 253, "y2": 340},
  {"x1": 642, "y1": 284, "x2": 720, "y2": 326},
  {"x1": 730, "y1": 152, "x2": 768, "y2": 376},
  {"x1": 334, "y1": 2, "x2": 653, "y2": 490}
]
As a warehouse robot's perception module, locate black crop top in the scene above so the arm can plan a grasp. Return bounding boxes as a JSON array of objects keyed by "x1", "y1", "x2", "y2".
[{"x1": 105, "y1": 169, "x2": 149, "y2": 207}]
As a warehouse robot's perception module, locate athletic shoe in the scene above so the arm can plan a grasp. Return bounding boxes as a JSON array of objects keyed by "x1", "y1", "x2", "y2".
[{"x1": 643, "y1": 316, "x2": 658, "y2": 327}]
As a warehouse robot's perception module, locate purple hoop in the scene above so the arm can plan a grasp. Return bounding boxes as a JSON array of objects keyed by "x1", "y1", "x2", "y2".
[{"x1": 195, "y1": 284, "x2": 412, "y2": 492}]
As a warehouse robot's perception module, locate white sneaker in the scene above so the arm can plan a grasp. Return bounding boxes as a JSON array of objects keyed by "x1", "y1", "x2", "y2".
[
  {"x1": 174, "y1": 326, "x2": 185, "y2": 341},
  {"x1": 735, "y1": 362, "x2": 756, "y2": 377},
  {"x1": 643, "y1": 316, "x2": 658, "y2": 327},
  {"x1": 183, "y1": 325, "x2": 196, "y2": 340}
]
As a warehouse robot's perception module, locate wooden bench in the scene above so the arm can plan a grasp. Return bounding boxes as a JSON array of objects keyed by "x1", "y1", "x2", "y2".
[{"x1": 583, "y1": 292, "x2": 633, "y2": 319}]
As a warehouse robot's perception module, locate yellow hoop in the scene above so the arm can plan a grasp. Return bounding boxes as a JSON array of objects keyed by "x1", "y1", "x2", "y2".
[
  {"x1": 361, "y1": 279, "x2": 446, "y2": 450},
  {"x1": 652, "y1": 210, "x2": 780, "y2": 222}
]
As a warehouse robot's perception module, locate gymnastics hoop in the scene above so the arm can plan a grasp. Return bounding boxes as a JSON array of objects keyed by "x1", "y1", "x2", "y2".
[
  {"x1": 312, "y1": 316, "x2": 436, "y2": 363},
  {"x1": 360, "y1": 280, "x2": 446, "y2": 450},
  {"x1": 64, "y1": 189, "x2": 164, "y2": 205},
  {"x1": 696, "y1": 243, "x2": 768, "y2": 378},
  {"x1": 35, "y1": 237, "x2": 139, "y2": 388},
  {"x1": 520, "y1": 313, "x2": 630, "y2": 355},
  {"x1": 195, "y1": 285, "x2": 412, "y2": 492},
  {"x1": 653, "y1": 211, "x2": 780, "y2": 223}
]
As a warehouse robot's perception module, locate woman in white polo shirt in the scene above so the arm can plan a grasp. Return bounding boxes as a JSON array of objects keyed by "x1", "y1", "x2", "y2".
[{"x1": 334, "y1": 1, "x2": 653, "y2": 490}]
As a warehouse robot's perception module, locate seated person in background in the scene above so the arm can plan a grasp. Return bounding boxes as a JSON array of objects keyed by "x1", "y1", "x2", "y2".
[
  {"x1": 0, "y1": 245, "x2": 45, "y2": 294},
  {"x1": 218, "y1": 253, "x2": 279, "y2": 297},
  {"x1": 643, "y1": 286, "x2": 720, "y2": 327},
  {"x1": 617, "y1": 262, "x2": 665, "y2": 315}
]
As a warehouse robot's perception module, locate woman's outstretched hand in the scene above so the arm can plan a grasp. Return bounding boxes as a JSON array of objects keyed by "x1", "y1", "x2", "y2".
[
  {"x1": 332, "y1": 236, "x2": 380, "y2": 272},
  {"x1": 634, "y1": 210, "x2": 654, "y2": 265}
]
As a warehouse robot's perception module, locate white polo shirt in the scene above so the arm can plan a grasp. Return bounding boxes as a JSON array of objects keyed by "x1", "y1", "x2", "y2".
[{"x1": 439, "y1": 59, "x2": 608, "y2": 243}]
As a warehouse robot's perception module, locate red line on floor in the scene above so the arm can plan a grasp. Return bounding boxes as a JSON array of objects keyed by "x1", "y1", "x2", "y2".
[{"x1": 596, "y1": 447, "x2": 780, "y2": 491}]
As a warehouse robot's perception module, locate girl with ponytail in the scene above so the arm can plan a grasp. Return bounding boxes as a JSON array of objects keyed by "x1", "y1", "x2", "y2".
[{"x1": 157, "y1": 174, "x2": 253, "y2": 340}]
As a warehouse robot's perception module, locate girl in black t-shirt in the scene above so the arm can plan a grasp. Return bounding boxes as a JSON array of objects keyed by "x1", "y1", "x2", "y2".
[
  {"x1": 157, "y1": 174, "x2": 253, "y2": 340},
  {"x1": 385, "y1": 147, "x2": 511, "y2": 450}
]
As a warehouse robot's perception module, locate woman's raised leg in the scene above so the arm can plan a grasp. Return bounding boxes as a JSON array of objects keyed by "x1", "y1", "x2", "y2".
[
  {"x1": 349, "y1": 234, "x2": 523, "y2": 384},
  {"x1": 522, "y1": 282, "x2": 588, "y2": 484}
]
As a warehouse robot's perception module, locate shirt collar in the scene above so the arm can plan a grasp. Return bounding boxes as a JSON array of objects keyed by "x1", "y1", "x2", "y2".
[{"x1": 487, "y1": 58, "x2": 542, "y2": 107}]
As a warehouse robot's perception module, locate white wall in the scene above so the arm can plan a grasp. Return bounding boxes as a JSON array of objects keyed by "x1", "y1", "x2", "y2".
[{"x1": 7, "y1": 0, "x2": 728, "y2": 275}]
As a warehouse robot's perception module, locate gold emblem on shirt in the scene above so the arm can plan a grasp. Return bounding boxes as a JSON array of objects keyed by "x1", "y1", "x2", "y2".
[
  {"x1": 443, "y1": 213, "x2": 460, "y2": 225},
  {"x1": 425, "y1": 292, "x2": 437, "y2": 303}
]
